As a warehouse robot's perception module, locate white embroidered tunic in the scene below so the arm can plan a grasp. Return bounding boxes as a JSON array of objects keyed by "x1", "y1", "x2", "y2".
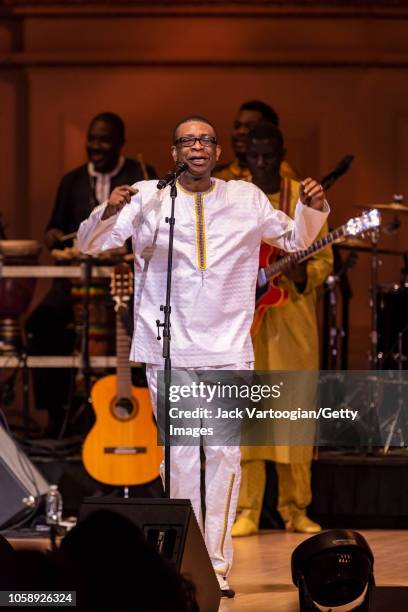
[{"x1": 77, "y1": 178, "x2": 329, "y2": 366}]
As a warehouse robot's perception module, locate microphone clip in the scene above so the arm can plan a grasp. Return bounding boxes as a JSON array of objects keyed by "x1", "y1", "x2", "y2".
[{"x1": 157, "y1": 162, "x2": 188, "y2": 190}]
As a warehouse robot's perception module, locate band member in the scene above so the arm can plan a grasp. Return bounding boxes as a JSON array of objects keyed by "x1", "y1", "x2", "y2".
[
  {"x1": 77, "y1": 115, "x2": 329, "y2": 597},
  {"x1": 232, "y1": 122, "x2": 333, "y2": 537},
  {"x1": 214, "y1": 100, "x2": 296, "y2": 181},
  {"x1": 46, "y1": 112, "x2": 156, "y2": 248},
  {"x1": 26, "y1": 113, "x2": 156, "y2": 436}
]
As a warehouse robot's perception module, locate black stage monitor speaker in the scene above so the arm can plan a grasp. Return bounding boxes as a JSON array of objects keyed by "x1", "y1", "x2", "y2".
[
  {"x1": 79, "y1": 497, "x2": 221, "y2": 612},
  {"x1": 0, "y1": 425, "x2": 49, "y2": 528}
]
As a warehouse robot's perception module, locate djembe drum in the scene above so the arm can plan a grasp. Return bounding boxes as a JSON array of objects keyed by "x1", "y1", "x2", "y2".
[
  {"x1": 70, "y1": 264, "x2": 116, "y2": 357},
  {"x1": 0, "y1": 240, "x2": 42, "y2": 354}
]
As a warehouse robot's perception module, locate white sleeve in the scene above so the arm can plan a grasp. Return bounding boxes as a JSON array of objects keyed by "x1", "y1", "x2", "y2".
[
  {"x1": 259, "y1": 189, "x2": 329, "y2": 252},
  {"x1": 77, "y1": 192, "x2": 143, "y2": 256}
]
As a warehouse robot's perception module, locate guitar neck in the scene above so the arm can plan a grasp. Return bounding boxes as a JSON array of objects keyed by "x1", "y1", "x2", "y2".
[
  {"x1": 264, "y1": 224, "x2": 347, "y2": 280},
  {"x1": 116, "y1": 306, "x2": 132, "y2": 399}
]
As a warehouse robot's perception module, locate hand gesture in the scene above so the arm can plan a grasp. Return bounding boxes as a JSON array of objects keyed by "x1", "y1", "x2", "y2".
[
  {"x1": 299, "y1": 178, "x2": 325, "y2": 211},
  {"x1": 102, "y1": 185, "x2": 138, "y2": 220},
  {"x1": 45, "y1": 228, "x2": 64, "y2": 249},
  {"x1": 284, "y1": 261, "x2": 307, "y2": 286}
]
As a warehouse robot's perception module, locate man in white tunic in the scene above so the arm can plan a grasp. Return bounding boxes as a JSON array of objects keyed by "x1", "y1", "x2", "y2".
[{"x1": 77, "y1": 115, "x2": 329, "y2": 597}]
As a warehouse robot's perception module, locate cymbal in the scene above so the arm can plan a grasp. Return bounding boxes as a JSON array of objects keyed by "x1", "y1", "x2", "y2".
[
  {"x1": 355, "y1": 203, "x2": 408, "y2": 214},
  {"x1": 336, "y1": 237, "x2": 402, "y2": 255}
]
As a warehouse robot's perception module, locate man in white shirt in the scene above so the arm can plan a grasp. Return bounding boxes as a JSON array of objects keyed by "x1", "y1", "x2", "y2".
[{"x1": 77, "y1": 115, "x2": 329, "y2": 598}]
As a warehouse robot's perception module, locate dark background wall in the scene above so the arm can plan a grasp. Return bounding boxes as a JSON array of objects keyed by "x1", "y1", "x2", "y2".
[{"x1": 1, "y1": 0, "x2": 408, "y2": 367}]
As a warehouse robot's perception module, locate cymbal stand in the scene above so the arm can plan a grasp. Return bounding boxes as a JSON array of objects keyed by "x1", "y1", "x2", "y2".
[
  {"x1": 323, "y1": 250, "x2": 356, "y2": 370},
  {"x1": 367, "y1": 228, "x2": 382, "y2": 451},
  {"x1": 383, "y1": 332, "x2": 407, "y2": 453},
  {"x1": 325, "y1": 274, "x2": 342, "y2": 369},
  {"x1": 368, "y1": 229, "x2": 380, "y2": 369}
]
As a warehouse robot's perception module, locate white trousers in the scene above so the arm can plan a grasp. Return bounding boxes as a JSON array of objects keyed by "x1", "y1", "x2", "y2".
[{"x1": 146, "y1": 361, "x2": 252, "y2": 578}]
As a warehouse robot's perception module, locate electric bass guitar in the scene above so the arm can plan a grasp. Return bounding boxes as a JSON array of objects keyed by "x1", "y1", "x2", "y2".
[
  {"x1": 82, "y1": 263, "x2": 162, "y2": 486},
  {"x1": 252, "y1": 208, "x2": 381, "y2": 336}
]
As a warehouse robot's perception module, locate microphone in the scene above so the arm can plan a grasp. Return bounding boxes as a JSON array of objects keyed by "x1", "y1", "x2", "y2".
[
  {"x1": 157, "y1": 162, "x2": 188, "y2": 190},
  {"x1": 321, "y1": 155, "x2": 354, "y2": 191}
]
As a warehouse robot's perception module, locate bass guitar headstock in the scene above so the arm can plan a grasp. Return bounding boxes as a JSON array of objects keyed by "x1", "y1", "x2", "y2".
[{"x1": 344, "y1": 208, "x2": 381, "y2": 239}]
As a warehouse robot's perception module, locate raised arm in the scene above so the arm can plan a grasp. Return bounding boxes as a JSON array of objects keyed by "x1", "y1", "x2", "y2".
[
  {"x1": 260, "y1": 178, "x2": 329, "y2": 252},
  {"x1": 77, "y1": 185, "x2": 140, "y2": 255}
]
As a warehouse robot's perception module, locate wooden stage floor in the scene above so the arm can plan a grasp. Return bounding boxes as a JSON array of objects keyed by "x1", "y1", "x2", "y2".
[{"x1": 220, "y1": 530, "x2": 408, "y2": 612}]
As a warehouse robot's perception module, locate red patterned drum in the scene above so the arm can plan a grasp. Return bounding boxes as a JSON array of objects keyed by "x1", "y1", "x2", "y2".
[
  {"x1": 71, "y1": 280, "x2": 115, "y2": 356},
  {"x1": 0, "y1": 240, "x2": 42, "y2": 354}
]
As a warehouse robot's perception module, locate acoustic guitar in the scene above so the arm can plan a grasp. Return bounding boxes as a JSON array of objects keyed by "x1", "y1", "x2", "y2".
[
  {"x1": 82, "y1": 263, "x2": 162, "y2": 486},
  {"x1": 252, "y1": 209, "x2": 381, "y2": 336}
]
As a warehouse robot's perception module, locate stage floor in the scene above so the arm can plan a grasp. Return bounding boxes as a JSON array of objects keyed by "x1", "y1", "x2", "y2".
[{"x1": 220, "y1": 530, "x2": 408, "y2": 611}]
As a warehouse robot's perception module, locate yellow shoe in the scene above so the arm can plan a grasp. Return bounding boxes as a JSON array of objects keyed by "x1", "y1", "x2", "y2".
[
  {"x1": 291, "y1": 513, "x2": 322, "y2": 534},
  {"x1": 231, "y1": 516, "x2": 258, "y2": 537}
]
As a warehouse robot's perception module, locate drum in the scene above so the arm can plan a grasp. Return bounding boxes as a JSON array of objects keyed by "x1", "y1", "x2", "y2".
[
  {"x1": 71, "y1": 279, "x2": 115, "y2": 356},
  {"x1": 377, "y1": 283, "x2": 408, "y2": 369},
  {"x1": 0, "y1": 240, "x2": 42, "y2": 354}
]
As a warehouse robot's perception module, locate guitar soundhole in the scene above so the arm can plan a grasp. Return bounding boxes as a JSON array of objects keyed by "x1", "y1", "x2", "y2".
[{"x1": 112, "y1": 397, "x2": 137, "y2": 421}]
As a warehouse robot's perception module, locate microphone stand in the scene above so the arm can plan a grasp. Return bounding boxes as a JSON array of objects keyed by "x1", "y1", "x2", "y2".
[{"x1": 156, "y1": 175, "x2": 178, "y2": 498}]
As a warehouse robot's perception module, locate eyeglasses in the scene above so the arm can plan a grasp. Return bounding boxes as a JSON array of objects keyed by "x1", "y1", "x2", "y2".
[{"x1": 174, "y1": 136, "x2": 217, "y2": 148}]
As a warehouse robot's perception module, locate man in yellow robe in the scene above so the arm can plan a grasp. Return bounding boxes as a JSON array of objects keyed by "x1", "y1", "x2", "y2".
[
  {"x1": 214, "y1": 100, "x2": 296, "y2": 182},
  {"x1": 232, "y1": 121, "x2": 333, "y2": 536}
]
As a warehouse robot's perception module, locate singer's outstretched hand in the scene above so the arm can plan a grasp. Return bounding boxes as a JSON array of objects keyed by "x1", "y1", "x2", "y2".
[
  {"x1": 299, "y1": 178, "x2": 325, "y2": 211},
  {"x1": 101, "y1": 185, "x2": 138, "y2": 220}
]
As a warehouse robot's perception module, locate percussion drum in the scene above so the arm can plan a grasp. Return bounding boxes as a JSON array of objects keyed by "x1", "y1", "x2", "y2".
[
  {"x1": 377, "y1": 283, "x2": 408, "y2": 369},
  {"x1": 0, "y1": 240, "x2": 42, "y2": 354},
  {"x1": 71, "y1": 279, "x2": 115, "y2": 356},
  {"x1": 50, "y1": 247, "x2": 121, "y2": 357}
]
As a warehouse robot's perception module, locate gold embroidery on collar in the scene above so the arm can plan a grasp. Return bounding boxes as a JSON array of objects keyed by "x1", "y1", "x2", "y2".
[
  {"x1": 176, "y1": 179, "x2": 216, "y2": 196},
  {"x1": 175, "y1": 180, "x2": 213, "y2": 272}
]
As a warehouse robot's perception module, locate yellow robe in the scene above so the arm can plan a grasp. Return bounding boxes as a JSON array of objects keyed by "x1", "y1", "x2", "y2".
[
  {"x1": 214, "y1": 159, "x2": 297, "y2": 182},
  {"x1": 243, "y1": 179, "x2": 333, "y2": 464}
]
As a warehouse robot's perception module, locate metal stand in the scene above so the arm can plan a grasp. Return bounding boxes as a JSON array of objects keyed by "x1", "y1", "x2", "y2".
[
  {"x1": 366, "y1": 231, "x2": 381, "y2": 451},
  {"x1": 323, "y1": 250, "x2": 356, "y2": 370},
  {"x1": 156, "y1": 178, "x2": 178, "y2": 498},
  {"x1": 59, "y1": 256, "x2": 93, "y2": 437},
  {"x1": 341, "y1": 284, "x2": 351, "y2": 370},
  {"x1": 21, "y1": 349, "x2": 30, "y2": 436},
  {"x1": 80, "y1": 256, "x2": 93, "y2": 401},
  {"x1": 325, "y1": 274, "x2": 342, "y2": 369},
  {"x1": 369, "y1": 231, "x2": 380, "y2": 369},
  {"x1": 383, "y1": 333, "x2": 407, "y2": 453}
]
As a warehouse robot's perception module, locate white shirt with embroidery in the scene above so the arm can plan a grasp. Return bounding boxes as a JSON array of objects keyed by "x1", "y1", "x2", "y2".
[{"x1": 77, "y1": 178, "x2": 329, "y2": 366}]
